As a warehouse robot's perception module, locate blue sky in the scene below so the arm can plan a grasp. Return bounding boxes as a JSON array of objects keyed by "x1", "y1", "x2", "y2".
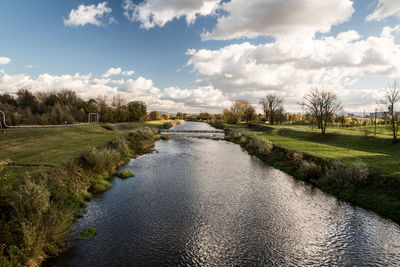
[{"x1": 1, "y1": 0, "x2": 400, "y2": 113}]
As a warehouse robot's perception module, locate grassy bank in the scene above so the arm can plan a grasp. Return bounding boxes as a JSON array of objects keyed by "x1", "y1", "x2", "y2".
[
  {"x1": 221, "y1": 123, "x2": 400, "y2": 224},
  {"x1": 0, "y1": 120, "x2": 180, "y2": 266}
]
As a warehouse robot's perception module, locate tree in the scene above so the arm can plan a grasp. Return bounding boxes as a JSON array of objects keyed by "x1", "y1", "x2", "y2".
[
  {"x1": 382, "y1": 81, "x2": 400, "y2": 141},
  {"x1": 230, "y1": 100, "x2": 253, "y2": 123},
  {"x1": 161, "y1": 113, "x2": 170, "y2": 120},
  {"x1": 128, "y1": 101, "x2": 147, "y2": 121},
  {"x1": 149, "y1": 111, "x2": 161, "y2": 120},
  {"x1": 243, "y1": 104, "x2": 256, "y2": 123},
  {"x1": 300, "y1": 88, "x2": 342, "y2": 135},
  {"x1": 259, "y1": 93, "x2": 283, "y2": 125}
]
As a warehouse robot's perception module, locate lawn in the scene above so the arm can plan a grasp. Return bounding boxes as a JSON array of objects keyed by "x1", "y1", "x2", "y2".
[
  {"x1": 0, "y1": 120, "x2": 181, "y2": 175},
  {"x1": 246, "y1": 127, "x2": 400, "y2": 176}
]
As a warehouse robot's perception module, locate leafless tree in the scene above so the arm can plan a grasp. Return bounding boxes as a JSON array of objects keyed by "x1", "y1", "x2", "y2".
[
  {"x1": 243, "y1": 104, "x2": 256, "y2": 123},
  {"x1": 382, "y1": 81, "x2": 400, "y2": 141},
  {"x1": 300, "y1": 88, "x2": 342, "y2": 135},
  {"x1": 259, "y1": 93, "x2": 283, "y2": 125}
]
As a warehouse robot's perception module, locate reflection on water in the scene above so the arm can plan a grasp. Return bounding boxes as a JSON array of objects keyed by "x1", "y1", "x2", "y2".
[{"x1": 48, "y1": 122, "x2": 400, "y2": 266}]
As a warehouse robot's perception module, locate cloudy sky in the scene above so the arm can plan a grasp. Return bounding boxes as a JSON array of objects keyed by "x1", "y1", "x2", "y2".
[{"x1": 1, "y1": 0, "x2": 400, "y2": 113}]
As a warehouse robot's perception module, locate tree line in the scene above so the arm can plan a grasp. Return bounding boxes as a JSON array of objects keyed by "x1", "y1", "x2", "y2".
[
  {"x1": 0, "y1": 88, "x2": 180, "y2": 126},
  {"x1": 216, "y1": 82, "x2": 400, "y2": 141}
]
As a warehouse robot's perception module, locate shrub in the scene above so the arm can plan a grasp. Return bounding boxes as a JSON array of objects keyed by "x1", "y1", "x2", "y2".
[
  {"x1": 288, "y1": 151, "x2": 303, "y2": 166},
  {"x1": 108, "y1": 137, "x2": 130, "y2": 157},
  {"x1": 101, "y1": 123, "x2": 115, "y2": 131},
  {"x1": 240, "y1": 136, "x2": 248, "y2": 146},
  {"x1": 322, "y1": 159, "x2": 369, "y2": 188},
  {"x1": 162, "y1": 121, "x2": 173, "y2": 129},
  {"x1": 211, "y1": 119, "x2": 225, "y2": 129},
  {"x1": 127, "y1": 127, "x2": 156, "y2": 153},
  {"x1": 90, "y1": 179, "x2": 112, "y2": 194},
  {"x1": 80, "y1": 147, "x2": 119, "y2": 174},
  {"x1": 298, "y1": 161, "x2": 322, "y2": 181},
  {"x1": 247, "y1": 136, "x2": 273, "y2": 155},
  {"x1": 227, "y1": 130, "x2": 242, "y2": 140},
  {"x1": 160, "y1": 134, "x2": 170, "y2": 140},
  {"x1": 117, "y1": 170, "x2": 135, "y2": 179},
  {"x1": 80, "y1": 228, "x2": 97, "y2": 239}
]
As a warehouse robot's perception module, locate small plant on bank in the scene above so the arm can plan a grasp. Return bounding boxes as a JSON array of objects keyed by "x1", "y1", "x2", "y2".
[
  {"x1": 240, "y1": 136, "x2": 248, "y2": 146},
  {"x1": 80, "y1": 147, "x2": 119, "y2": 174},
  {"x1": 247, "y1": 136, "x2": 273, "y2": 155},
  {"x1": 322, "y1": 159, "x2": 369, "y2": 188},
  {"x1": 108, "y1": 137, "x2": 130, "y2": 157},
  {"x1": 227, "y1": 129, "x2": 242, "y2": 140},
  {"x1": 162, "y1": 121, "x2": 173, "y2": 129},
  {"x1": 80, "y1": 228, "x2": 97, "y2": 239},
  {"x1": 160, "y1": 134, "x2": 170, "y2": 140},
  {"x1": 288, "y1": 151, "x2": 303, "y2": 167},
  {"x1": 298, "y1": 160, "x2": 322, "y2": 181},
  {"x1": 117, "y1": 169, "x2": 135, "y2": 179},
  {"x1": 101, "y1": 123, "x2": 115, "y2": 131},
  {"x1": 211, "y1": 119, "x2": 225, "y2": 129},
  {"x1": 90, "y1": 179, "x2": 112, "y2": 194}
]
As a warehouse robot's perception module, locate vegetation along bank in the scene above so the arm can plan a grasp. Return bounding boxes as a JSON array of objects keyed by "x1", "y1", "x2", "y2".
[
  {"x1": 214, "y1": 121, "x2": 400, "y2": 225},
  {"x1": 0, "y1": 120, "x2": 182, "y2": 266}
]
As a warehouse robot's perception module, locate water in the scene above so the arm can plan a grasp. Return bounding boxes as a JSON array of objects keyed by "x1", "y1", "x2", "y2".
[{"x1": 48, "y1": 122, "x2": 400, "y2": 266}]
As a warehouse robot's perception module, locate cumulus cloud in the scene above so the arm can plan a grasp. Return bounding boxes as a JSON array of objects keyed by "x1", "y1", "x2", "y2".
[
  {"x1": 122, "y1": 70, "x2": 135, "y2": 76},
  {"x1": 0, "y1": 57, "x2": 11, "y2": 65},
  {"x1": 202, "y1": 0, "x2": 354, "y2": 40},
  {"x1": 122, "y1": 0, "x2": 220, "y2": 29},
  {"x1": 102, "y1": 67, "x2": 122, "y2": 77},
  {"x1": 366, "y1": 0, "x2": 400, "y2": 21},
  {"x1": 64, "y1": 2, "x2": 115, "y2": 27},
  {"x1": 188, "y1": 26, "x2": 400, "y2": 112},
  {"x1": 0, "y1": 69, "x2": 229, "y2": 113}
]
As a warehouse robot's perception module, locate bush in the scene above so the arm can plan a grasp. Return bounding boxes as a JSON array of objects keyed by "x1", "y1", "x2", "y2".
[
  {"x1": 288, "y1": 151, "x2": 303, "y2": 166},
  {"x1": 298, "y1": 161, "x2": 322, "y2": 181},
  {"x1": 210, "y1": 119, "x2": 225, "y2": 129},
  {"x1": 90, "y1": 179, "x2": 112, "y2": 194},
  {"x1": 227, "y1": 130, "x2": 242, "y2": 140},
  {"x1": 108, "y1": 137, "x2": 130, "y2": 157},
  {"x1": 322, "y1": 159, "x2": 369, "y2": 188},
  {"x1": 0, "y1": 178, "x2": 73, "y2": 266},
  {"x1": 127, "y1": 127, "x2": 156, "y2": 153},
  {"x1": 117, "y1": 170, "x2": 135, "y2": 179},
  {"x1": 80, "y1": 147, "x2": 119, "y2": 174},
  {"x1": 240, "y1": 136, "x2": 248, "y2": 146},
  {"x1": 80, "y1": 228, "x2": 97, "y2": 239},
  {"x1": 160, "y1": 134, "x2": 170, "y2": 140},
  {"x1": 101, "y1": 123, "x2": 115, "y2": 131},
  {"x1": 247, "y1": 136, "x2": 273, "y2": 155},
  {"x1": 162, "y1": 121, "x2": 173, "y2": 129}
]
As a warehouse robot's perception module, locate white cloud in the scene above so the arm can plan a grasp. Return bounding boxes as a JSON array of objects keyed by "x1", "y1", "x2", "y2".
[
  {"x1": 0, "y1": 70, "x2": 230, "y2": 113},
  {"x1": 187, "y1": 26, "x2": 400, "y2": 112},
  {"x1": 366, "y1": 0, "x2": 400, "y2": 21},
  {"x1": 122, "y1": 0, "x2": 220, "y2": 29},
  {"x1": 122, "y1": 70, "x2": 135, "y2": 76},
  {"x1": 102, "y1": 67, "x2": 122, "y2": 78},
  {"x1": 64, "y1": 2, "x2": 115, "y2": 27},
  {"x1": 0, "y1": 57, "x2": 11, "y2": 65},
  {"x1": 162, "y1": 85, "x2": 231, "y2": 109},
  {"x1": 202, "y1": 0, "x2": 354, "y2": 40}
]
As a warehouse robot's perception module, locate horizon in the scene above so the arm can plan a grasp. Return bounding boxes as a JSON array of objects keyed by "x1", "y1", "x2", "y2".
[{"x1": 1, "y1": 0, "x2": 400, "y2": 114}]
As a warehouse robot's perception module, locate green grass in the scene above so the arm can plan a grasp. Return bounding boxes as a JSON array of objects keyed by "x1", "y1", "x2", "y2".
[
  {"x1": 130, "y1": 119, "x2": 184, "y2": 129},
  {"x1": 245, "y1": 127, "x2": 400, "y2": 176},
  {"x1": 0, "y1": 120, "x2": 182, "y2": 175},
  {"x1": 223, "y1": 122, "x2": 248, "y2": 129}
]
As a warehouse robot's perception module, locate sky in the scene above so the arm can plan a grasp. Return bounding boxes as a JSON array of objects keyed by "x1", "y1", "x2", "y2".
[{"x1": 1, "y1": 0, "x2": 400, "y2": 113}]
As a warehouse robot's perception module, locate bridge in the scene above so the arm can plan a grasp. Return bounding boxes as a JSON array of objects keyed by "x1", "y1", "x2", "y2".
[{"x1": 160, "y1": 129, "x2": 225, "y2": 134}]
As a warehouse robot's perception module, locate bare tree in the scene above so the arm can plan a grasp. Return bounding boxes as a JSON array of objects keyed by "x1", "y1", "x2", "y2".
[
  {"x1": 300, "y1": 88, "x2": 342, "y2": 135},
  {"x1": 243, "y1": 104, "x2": 257, "y2": 123},
  {"x1": 259, "y1": 93, "x2": 283, "y2": 125},
  {"x1": 382, "y1": 81, "x2": 400, "y2": 141}
]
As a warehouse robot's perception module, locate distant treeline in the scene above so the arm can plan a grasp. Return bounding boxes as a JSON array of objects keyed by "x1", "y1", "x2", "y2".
[{"x1": 0, "y1": 88, "x2": 150, "y2": 125}]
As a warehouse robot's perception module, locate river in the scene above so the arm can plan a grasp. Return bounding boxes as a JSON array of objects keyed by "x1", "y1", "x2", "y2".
[{"x1": 48, "y1": 122, "x2": 400, "y2": 266}]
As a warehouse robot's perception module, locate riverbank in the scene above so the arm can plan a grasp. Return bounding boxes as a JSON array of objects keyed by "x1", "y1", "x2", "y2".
[
  {"x1": 215, "y1": 122, "x2": 400, "y2": 224},
  {"x1": 0, "y1": 120, "x2": 181, "y2": 266}
]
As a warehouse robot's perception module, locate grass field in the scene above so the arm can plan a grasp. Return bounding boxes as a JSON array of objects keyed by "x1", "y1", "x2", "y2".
[
  {"x1": 0, "y1": 120, "x2": 181, "y2": 175},
  {"x1": 243, "y1": 126, "x2": 400, "y2": 176}
]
